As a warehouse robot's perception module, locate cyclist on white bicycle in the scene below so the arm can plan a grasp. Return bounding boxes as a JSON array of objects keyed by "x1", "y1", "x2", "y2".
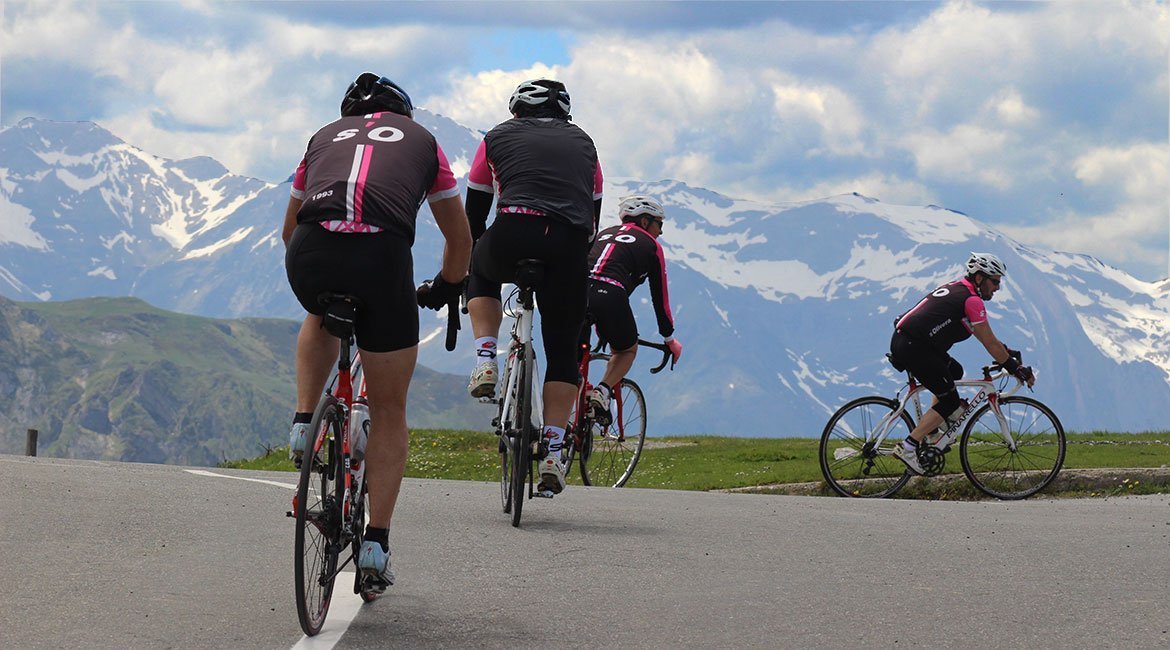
[
  {"x1": 463, "y1": 79, "x2": 604, "y2": 495},
  {"x1": 887, "y1": 252, "x2": 1035, "y2": 474},
  {"x1": 283, "y1": 73, "x2": 472, "y2": 588},
  {"x1": 583, "y1": 196, "x2": 682, "y2": 423}
]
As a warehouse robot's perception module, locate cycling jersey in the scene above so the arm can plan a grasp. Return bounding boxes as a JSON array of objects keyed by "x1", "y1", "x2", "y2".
[
  {"x1": 587, "y1": 223, "x2": 675, "y2": 338},
  {"x1": 466, "y1": 117, "x2": 603, "y2": 234},
  {"x1": 893, "y1": 278, "x2": 986, "y2": 351},
  {"x1": 291, "y1": 111, "x2": 459, "y2": 241}
]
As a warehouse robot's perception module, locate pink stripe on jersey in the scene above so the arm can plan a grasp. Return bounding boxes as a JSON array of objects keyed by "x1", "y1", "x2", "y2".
[
  {"x1": 353, "y1": 144, "x2": 375, "y2": 223},
  {"x1": 589, "y1": 224, "x2": 629, "y2": 276},
  {"x1": 652, "y1": 235, "x2": 673, "y2": 327}
]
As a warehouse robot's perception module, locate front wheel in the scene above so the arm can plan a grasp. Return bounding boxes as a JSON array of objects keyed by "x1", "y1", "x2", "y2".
[
  {"x1": 819, "y1": 396, "x2": 913, "y2": 498},
  {"x1": 960, "y1": 396, "x2": 1065, "y2": 499},
  {"x1": 510, "y1": 344, "x2": 535, "y2": 527},
  {"x1": 580, "y1": 378, "x2": 647, "y2": 488},
  {"x1": 294, "y1": 394, "x2": 344, "y2": 636}
]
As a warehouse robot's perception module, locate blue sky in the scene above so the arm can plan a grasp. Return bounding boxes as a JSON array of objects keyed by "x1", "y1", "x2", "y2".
[{"x1": 2, "y1": 1, "x2": 1167, "y2": 280}]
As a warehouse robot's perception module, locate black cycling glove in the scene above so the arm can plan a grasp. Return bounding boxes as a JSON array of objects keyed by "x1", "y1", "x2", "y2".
[{"x1": 417, "y1": 273, "x2": 463, "y2": 311}]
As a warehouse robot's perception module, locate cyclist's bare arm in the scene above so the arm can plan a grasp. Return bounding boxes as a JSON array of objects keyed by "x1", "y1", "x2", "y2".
[
  {"x1": 282, "y1": 197, "x2": 303, "y2": 247},
  {"x1": 430, "y1": 195, "x2": 473, "y2": 283},
  {"x1": 972, "y1": 321, "x2": 1034, "y2": 386}
]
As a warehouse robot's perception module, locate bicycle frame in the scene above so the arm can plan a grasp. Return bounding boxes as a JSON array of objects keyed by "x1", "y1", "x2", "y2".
[
  {"x1": 858, "y1": 368, "x2": 1026, "y2": 454},
  {"x1": 495, "y1": 288, "x2": 543, "y2": 438}
]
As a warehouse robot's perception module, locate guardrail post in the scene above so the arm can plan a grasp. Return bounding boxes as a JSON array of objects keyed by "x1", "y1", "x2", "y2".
[{"x1": 26, "y1": 429, "x2": 38, "y2": 456}]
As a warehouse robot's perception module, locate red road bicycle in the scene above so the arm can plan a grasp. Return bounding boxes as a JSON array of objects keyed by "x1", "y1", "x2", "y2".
[{"x1": 561, "y1": 337, "x2": 673, "y2": 488}]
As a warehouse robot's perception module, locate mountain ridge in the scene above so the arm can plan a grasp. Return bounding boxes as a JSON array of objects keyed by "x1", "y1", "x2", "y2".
[{"x1": 2, "y1": 116, "x2": 1168, "y2": 437}]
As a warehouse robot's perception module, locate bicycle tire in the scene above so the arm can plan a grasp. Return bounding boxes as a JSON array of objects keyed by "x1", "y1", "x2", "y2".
[
  {"x1": 580, "y1": 378, "x2": 646, "y2": 488},
  {"x1": 498, "y1": 352, "x2": 518, "y2": 515},
  {"x1": 959, "y1": 396, "x2": 1066, "y2": 499},
  {"x1": 819, "y1": 396, "x2": 914, "y2": 498},
  {"x1": 511, "y1": 343, "x2": 534, "y2": 527},
  {"x1": 294, "y1": 394, "x2": 344, "y2": 636}
]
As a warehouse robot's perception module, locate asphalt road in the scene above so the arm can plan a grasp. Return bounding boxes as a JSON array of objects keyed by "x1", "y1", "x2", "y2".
[{"x1": 1, "y1": 455, "x2": 1167, "y2": 649}]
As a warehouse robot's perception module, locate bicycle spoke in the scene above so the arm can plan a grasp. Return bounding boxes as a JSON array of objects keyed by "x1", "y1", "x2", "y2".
[
  {"x1": 819, "y1": 397, "x2": 913, "y2": 498},
  {"x1": 960, "y1": 397, "x2": 1065, "y2": 499}
]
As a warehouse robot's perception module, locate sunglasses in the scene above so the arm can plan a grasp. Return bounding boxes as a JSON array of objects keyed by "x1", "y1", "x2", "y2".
[{"x1": 987, "y1": 276, "x2": 1002, "y2": 287}]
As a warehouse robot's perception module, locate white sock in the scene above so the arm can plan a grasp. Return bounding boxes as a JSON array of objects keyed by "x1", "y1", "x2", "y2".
[
  {"x1": 543, "y1": 425, "x2": 565, "y2": 458},
  {"x1": 474, "y1": 336, "x2": 497, "y2": 370}
]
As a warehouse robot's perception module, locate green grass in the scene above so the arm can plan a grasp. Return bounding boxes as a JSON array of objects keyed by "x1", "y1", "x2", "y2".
[{"x1": 223, "y1": 430, "x2": 1170, "y2": 497}]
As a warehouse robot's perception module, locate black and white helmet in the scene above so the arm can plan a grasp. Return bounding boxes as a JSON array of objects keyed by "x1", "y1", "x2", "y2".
[
  {"x1": 340, "y1": 72, "x2": 413, "y2": 118},
  {"x1": 618, "y1": 195, "x2": 666, "y2": 222},
  {"x1": 508, "y1": 79, "x2": 571, "y2": 118},
  {"x1": 966, "y1": 252, "x2": 1007, "y2": 277}
]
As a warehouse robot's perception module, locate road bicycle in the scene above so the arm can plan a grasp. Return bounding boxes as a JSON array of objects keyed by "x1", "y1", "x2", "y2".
[
  {"x1": 561, "y1": 337, "x2": 672, "y2": 488},
  {"x1": 486, "y1": 259, "x2": 547, "y2": 527},
  {"x1": 290, "y1": 292, "x2": 459, "y2": 636},
  {"x1": 819, "y1": 357, "x2": 1066, "y2": 500}
]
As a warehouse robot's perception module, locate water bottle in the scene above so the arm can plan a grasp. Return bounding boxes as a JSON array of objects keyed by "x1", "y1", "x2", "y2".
[{"x1": 350, "y1": 400, "x2": 370, "y2": 463}]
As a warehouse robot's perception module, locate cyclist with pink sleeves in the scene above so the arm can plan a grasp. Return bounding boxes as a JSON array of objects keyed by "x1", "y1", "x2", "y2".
[
  {"x1": 282, "y1": 73, "x2": 471, "y2": 591},
  {"x1": 584, "y1": 196, "x2": 682, "y2": 424},
  {"x1": 463, "y1": 78, "x2": 604, "y2": 495},
  {"x1": 887, "y1": 252, "x2": 1035, "y2": 474}
]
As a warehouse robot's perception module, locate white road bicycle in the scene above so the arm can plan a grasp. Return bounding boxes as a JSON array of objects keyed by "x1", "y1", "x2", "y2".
[
  {"x1": 486, "y1": 259, "x2": 548, "y2": 527},
  {"x1": 819, "y1": 358, "x2": 1066, "y2": 500}
]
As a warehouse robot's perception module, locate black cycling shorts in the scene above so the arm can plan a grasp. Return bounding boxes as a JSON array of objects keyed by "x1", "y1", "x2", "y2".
[
  {"x1": 286, "y1": 223, "x2": 418, "y2": 353},
  {"x1": 468, "y1": 213, "x2": 589, "y2": 385},
  {"x1": 889, "y1": 332, "x2": 963, "y2": 397},
  {"x1": 586, "y1": 279, "x2": 638, "y2": 351}
]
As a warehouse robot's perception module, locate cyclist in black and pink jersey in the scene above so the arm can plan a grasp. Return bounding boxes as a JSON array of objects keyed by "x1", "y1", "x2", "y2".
[
  {"x1": 584, "y1": 196, "x2": 682, "y2": 424},
  {"x1": 283, "y1": 73, "x2": 472, "y2": 590},
  {"x1": 463, "y1": 78, "x2": 603, "y2": 495},
  {"x1": 888, "y1": 252, "x2": 1035, "y2": 474}
]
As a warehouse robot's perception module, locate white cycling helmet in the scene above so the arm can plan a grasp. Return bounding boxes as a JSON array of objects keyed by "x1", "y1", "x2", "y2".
[
  {"x1": 618, "y1": 195, "x2": 666, "y2": 222},
  {"x1": 966, "y1": 252, "x2": 1007, "y2": 277},
  {"x1": 508, "y1": 79, "x2": 571, "y2": 117}
]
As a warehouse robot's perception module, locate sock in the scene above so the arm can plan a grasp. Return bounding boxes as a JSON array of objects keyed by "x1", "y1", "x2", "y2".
[
  {"x1": 902, "y1": 437, "x2": 918, "y2": 450},
  {"x1": 364, "y1": 526, "x2": 389, "y2": 553},
  {"x1": 596, "y1": 382, "x2": 612, "y2": 399},
  {"x1": 293, "y1": 412, "x2": 313, "y2": 424},
  {"x1": 543, "y1": 425, "x2": 566, "y2": 457},
  {"x1": 474, "y1": 336, "x2": 497, "y2": 369}
]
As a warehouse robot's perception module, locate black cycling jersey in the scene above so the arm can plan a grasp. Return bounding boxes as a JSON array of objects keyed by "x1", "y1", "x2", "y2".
[
  {"x1": 893, "y1": 278, "x2": 987, "y2": 351},
  {"x1": 294, "y1": 112, "x2": 444, "y2": 242},
  {"x1": 467, "y1": 117, "x2": 600, "y2": 234},
  {"x1": 587, "y1": 223, "x2": 675, "y2": 338}
]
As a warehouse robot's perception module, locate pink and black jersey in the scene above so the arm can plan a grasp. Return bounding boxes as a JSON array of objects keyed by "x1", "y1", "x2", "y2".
[
  {"x1": 466, "y1": 117, "x2": 602, "y2": 233},
  {"x1": 894, "y1": 278, "x2": 987, "y2": 351},
  {"x1": 291, "y1": 111, "x2": 459, "y2": 242},
  {"x1": 587, "y1": 223, "x2": 674, "y2": 338}
]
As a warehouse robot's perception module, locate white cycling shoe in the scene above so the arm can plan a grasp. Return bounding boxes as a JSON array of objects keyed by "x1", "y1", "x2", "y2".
[{"x1": 537, "y1": 455, "x2": 566, "y2": 494}]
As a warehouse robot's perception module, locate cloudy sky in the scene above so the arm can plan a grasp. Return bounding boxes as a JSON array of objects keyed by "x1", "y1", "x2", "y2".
[{"x1": 3, "y1": 1, "x2": 1167, "y2": 280}]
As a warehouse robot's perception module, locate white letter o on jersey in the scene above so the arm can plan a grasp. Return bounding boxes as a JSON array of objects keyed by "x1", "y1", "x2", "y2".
[{"x1": 368, "y1": 127, "x2": 405, "y2": 143}]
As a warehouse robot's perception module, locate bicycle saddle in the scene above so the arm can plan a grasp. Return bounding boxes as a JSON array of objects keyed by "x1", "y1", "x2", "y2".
[
  {"x1": 317, "y1": 293, "x2": 363, "y2": 340},
  {"x1": 513, "y1": 259, "x2": 545, "y2": 291}
]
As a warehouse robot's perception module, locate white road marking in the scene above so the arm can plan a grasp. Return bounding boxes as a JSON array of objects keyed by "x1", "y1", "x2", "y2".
[
  {"x1": 291, "y1": 574, "x2": 365, "y2": 650},
  {"x1": 184, "y1": 469, "x2": 297, "y2": 490}
]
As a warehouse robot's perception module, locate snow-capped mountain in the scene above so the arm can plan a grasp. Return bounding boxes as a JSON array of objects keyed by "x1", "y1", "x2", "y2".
[{"x1": 3, "y1": 117, "x2": 1168, "y2": 436}]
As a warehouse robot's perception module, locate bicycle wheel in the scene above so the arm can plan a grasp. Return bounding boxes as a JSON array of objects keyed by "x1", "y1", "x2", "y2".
[
  {"x1": 511, "y1": 343, "x2": 534, "y2": 527},
  {"x1": 294, "y1": 394, "x2": 344, "y2": 636},
  {"x1": 959, "y1": 396, "x2": 1066, "y2": 499},
  {"x1": 819, "y1": 396, "x2": 914, "y2": 498},
  {"x1": 498, "y1": 356, "x2": 517, "y2": 515},
  {"x1": 581, "y1": 378, "x2": 647, "y2": 488}
]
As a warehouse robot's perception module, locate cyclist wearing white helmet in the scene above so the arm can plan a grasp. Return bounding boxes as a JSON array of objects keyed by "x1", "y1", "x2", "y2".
[
  {"x1": 462, "y1": 78, "x2": 604, "y2": 495},
  {"x1": 583, "y1": 196, "x2": 682, "y2": 424},
  {"x1": 283, "y1": 72, "x2": 472, "y2": 589},
  {"x1": 888, "y1": 252, "x2": 1035, "y2": 474}
]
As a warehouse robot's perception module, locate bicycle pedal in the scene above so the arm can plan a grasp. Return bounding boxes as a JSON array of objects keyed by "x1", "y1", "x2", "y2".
[{"x1": 535, "y1": 489, "x2": 556, "y2": 499}]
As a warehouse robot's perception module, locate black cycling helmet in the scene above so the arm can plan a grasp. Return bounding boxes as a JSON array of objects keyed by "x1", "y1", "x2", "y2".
[
  {"x1": 508, "y1": 78, "x2": 571, "y2": 119},
  {"x1": 340, "y1": 72, "x2": 413, "y2": 118}
]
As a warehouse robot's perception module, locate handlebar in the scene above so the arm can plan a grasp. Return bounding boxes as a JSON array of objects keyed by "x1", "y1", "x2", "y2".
[
  {"x1": 637, "y1": 339, "x2": 675, "y2": 374},
  {"x1": 444, "y1": 294, "x2": 460, "y2": 352}
]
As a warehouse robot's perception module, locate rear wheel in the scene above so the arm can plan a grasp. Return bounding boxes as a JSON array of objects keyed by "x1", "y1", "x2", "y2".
[
  {"x1": 819, "y1": 396, "x2": 913, "y2": 498},
  {"x1": 960, "y1": 396, "x2": 1065, "y2": 499},
  {"x1": 294, "y1": 394, "x2": 344, "y2": 636},
  {"x1": 510, "y1": 344, "x2": 534, "y2": 527},
  {"x1": 581, "y1": 378, "x2": 646, "y2": 488},
  {"x1": 498, "y1": 359, "x2": 517, "y2": 515}
]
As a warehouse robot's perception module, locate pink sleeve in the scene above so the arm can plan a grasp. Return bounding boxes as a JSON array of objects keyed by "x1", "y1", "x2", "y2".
[
  {"x1": 427, "y1": 143, "x2": 460, "y2": 201},
  {"x1": 290, "y1": 158, "x2": 307, "y2": 199},
  {"x1": 593, "y1": 160, "x2": 604, "y2": 200},
  {"x1": 965, "y1": 296, "x2": 988, "y2": 325},
  {"x1": 466, "y1": 141, "x2": 494, "y2": 193}
]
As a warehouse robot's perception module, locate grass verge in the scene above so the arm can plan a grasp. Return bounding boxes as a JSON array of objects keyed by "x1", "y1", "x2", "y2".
[{"x1": 222, "y1": 430, "x2": 1170, "y2": 499}]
